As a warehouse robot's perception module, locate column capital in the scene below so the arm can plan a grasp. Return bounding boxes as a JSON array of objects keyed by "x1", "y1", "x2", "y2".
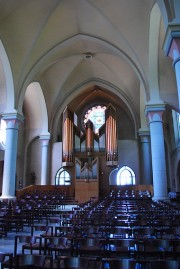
[
  {"x1": 145, "y1": 104, "x2": 166, "y2": 114},
  {"x1": 163, "y1": 24, "x2": 180, "y2": 57},
  {"x1": 39, "y1": 133, "x2": 50, "y2": 141},
  {"x1": 145, "y1": 104, "x2": 166, "y2": 123},
  {"x1": 138, "y1": 130, "x2": 150, "y2": 143},
  {"x1": 138, "y1": 130, "x2": 150, "y2": 137},
  {"x1": 39, "y1": 133, "x2": 50, "y2": 147},
  {"x1": 168, "y1": 38, "x2": 180, "y2": 66},
  {"x1": 1, "y1": 112, "x2": 24, "y2": 123},
  {"x1": 1, "y1": 112, "x2": 24, "y2": 129}
]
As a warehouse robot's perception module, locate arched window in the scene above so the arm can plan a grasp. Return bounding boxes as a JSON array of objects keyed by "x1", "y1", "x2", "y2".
[
  {"x1": 83, "y1": 105, "x2": 106, "y2": 134},
  {"x1": 55, "y1": 168, "x2": 71, "y2": 185},
  {"x1": 117, "y1": 166, "x2": 135, "y2": 185}
]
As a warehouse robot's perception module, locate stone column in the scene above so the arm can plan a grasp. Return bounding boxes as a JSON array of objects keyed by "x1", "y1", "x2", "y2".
[
  {"x1": 163, "y1": 29, "x2": 180, "y2": 107},
  {"x1": 167, "y1": 38, "x2": 180, "y2": 107},
  {"x1": 145, "y1": 105, "x2": 168, "y2": 200},
  {"x1": 1, "y1": 113, "x2": 24, "y2": 198},
  {"x1": 138, "y1": 131, "x2": 152, "y2": 185},
  {"x1": 39, "y1": 134, "x2": 50, "y2": 185}
]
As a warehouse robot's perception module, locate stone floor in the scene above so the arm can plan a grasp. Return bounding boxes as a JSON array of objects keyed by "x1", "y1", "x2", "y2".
[
  {"x1": 0, "y1": 226, "x2": 31, "y2": 254},
  {"x1": 0, "y1": 204, "x2": 76, "y2": 255}
]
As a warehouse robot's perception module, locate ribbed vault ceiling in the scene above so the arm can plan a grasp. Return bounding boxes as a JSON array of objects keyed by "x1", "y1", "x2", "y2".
[{"x1": 0, "y1": 0, "x2": 178, "y2": 134}]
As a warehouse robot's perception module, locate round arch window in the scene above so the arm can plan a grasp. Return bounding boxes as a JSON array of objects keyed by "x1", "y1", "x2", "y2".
[
  {"x1": 117, "y1": 166, "x2": 135, "y2": 185},
  {"x1": 55, "y1": 168, "x2": 71, "y2": 185}
]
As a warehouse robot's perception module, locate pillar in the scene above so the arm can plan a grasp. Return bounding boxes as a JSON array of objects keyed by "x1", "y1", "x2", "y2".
[
  {"x1": 138, "y1": 131, "x2": 152, "y2": 185},
  {"x1": 145, "y1": 105, "x2": 168, "y2": 200},
  {"x1": 1, "y1": 113, "x2": 24, "y2": 198},
  {"x1": 39, "y1": 134, "x2": 50, "y2": 185},
  {"x1": 167, "y1": 38, "x2": 180, "y2": 107},
  {"x1": 163, "y1": 30, "x2": 180, "y2": 108}
]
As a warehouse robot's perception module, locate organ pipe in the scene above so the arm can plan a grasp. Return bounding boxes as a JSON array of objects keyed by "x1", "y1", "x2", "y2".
[
  {"x1": 105, "y1": 104, "x2": 117, "y2": 165},
  {"x1": 86, "y1": 120, "x2": 94, "y2": 152},
  {"x1": 62, "y1": 107, "x2": 74, "y2": 164}
]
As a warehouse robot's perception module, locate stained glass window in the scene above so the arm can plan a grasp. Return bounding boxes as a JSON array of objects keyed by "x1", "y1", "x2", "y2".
[{"x1": 84, "y1": 105, "x2": 106, "y2": 134}]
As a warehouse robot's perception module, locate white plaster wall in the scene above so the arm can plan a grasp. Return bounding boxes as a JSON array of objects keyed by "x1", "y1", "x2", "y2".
[
  {"x1": 31, "y1": 139, "x2": 41, "y2": 185},
  {"x1": 51, "y1": 142, "x2": 62, "y2": 185},
  {"x1": 118, "y1": 140, "x2": 140, "y2": 185}
]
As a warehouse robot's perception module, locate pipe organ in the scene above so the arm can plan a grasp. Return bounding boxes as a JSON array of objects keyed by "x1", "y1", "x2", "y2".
[
  {"x1": 62, "y1": 104, "x2": 117, "y2": 202},
  {"x1": 75, "y1": 157, "x2": 98, "y2": 180},
  {"x1": 62, "y1": 103, "x2": 117, "y2": 167}
]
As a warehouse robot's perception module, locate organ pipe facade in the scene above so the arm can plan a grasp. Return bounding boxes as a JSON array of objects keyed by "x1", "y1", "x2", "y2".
[
  {"x1": 62, "y1": 107, "x2": 74, "y2": 165},
  {"x1": 105, "y1": 104, "x2": 117, "y2": 165},
  {"x1": 62, "y1": 104, "x2": 118, "y2": 167},
  {"x1": 85, "y1": 119, "x2": 94, "y2": 152}
]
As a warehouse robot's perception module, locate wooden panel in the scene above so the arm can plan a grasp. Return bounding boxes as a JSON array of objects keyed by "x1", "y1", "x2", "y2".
[
  {"x1": 110, "y1": 184, "x2": 153, "y2": 195},
  {"x1": 75, "y1": 180, "x2": 99, "y2": 203},
  {"x1": 16, "y1": 185, "x2": 74, "y2": 198}
]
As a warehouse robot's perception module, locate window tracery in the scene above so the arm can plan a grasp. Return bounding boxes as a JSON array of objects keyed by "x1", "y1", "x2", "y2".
[{"x1": 83, "y1": 105, "x2": 106, "y2": 134}]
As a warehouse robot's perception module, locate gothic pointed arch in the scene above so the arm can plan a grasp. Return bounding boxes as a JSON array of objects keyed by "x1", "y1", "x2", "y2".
[{"x1": 0, "y1": 40, "x2": 15, "y2": 113}]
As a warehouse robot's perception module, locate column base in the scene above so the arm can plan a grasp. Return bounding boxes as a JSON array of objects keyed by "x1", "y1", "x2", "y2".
[
  {"x1": 152, "y1": 195, "x2": 170, "y2": 201},
  {"x1": 0, "y1": 195, "x2": 16, "y2": 201}
]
